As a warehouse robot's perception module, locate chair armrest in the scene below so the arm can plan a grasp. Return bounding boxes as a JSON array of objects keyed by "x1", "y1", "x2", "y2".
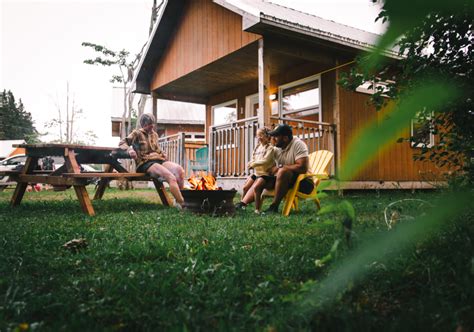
[{"x1": 293, "y1": 173, "x2": 329, "y2": 187}]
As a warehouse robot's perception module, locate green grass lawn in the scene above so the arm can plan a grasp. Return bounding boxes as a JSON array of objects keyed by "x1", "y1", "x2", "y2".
[{"x1": 0, "y1": 188, "x2": 472, "y2": 331}]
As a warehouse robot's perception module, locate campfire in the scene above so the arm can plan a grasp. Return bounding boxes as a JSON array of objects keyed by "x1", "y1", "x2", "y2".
[
  {"x1": 181, "y1": 172, "x2": 235, "y2": 216},
  {"x1": 187, "y1": 172, "x2": 222, "y2": 191}
]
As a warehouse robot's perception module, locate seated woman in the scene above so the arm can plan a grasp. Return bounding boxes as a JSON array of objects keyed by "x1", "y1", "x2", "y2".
[{"x1": 118, "y1": 113, "x2": 185, "y2": 208}]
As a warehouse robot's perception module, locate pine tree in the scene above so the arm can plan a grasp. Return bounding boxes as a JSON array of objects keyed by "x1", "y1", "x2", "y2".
[{"x1": 0, "y1": 90, "x2": 39, "y2": 142}]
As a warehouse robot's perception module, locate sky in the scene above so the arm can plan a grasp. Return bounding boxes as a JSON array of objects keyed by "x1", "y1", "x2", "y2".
[{"x1": 1, "y1": 0, "x2": 385, "y2": 146}]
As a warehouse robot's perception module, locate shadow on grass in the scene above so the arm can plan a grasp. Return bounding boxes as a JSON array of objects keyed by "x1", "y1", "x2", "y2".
[{"x1": 0, "y1": 198, "x2": 166, "y2": 220}]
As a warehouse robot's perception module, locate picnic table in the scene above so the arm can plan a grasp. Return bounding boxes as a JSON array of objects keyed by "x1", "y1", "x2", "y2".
[{"x1": 2, "y1": 143, "x2": 172, "y2": 216}]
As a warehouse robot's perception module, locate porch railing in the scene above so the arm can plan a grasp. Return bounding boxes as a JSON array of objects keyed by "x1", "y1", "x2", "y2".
[
  {"x1": 158, "y1": 132, "x2": 207, "y2": 176},
  {"x1": 209, "y1": 117, "x2": 259, "y2": 177},
  {"x1": 209, "y1": 117, "x2": 336, "y2": 177},
  {"x1": 158, "y1": 132, "x2": 185, "y2": 167}
]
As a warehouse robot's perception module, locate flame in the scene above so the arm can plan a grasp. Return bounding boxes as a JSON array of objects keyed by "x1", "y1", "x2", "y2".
[{"x1": 187, "y1": 171, "x2": 221, "y2": 190}]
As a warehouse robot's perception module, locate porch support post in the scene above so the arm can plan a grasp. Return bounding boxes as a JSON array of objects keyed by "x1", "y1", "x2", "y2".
[
  {"x1": 334, "y1": 60, "x2": 342, "y2": 178},
  {"x1": 258, "y1": 38, "x2": 271, "y2": 127},
  {"x1": 152, "y1": 91, "x2": 158, "y2": 123}
]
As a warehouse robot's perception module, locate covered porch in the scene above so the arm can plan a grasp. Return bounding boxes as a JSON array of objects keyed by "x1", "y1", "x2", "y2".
[{"x1": 149, "y1": 36, "x2": 343, "y2": 186}]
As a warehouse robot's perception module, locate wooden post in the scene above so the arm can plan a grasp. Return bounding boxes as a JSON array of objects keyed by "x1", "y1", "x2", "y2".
[
  {"x1": 208, "y1": 127, "x2": 214, "y2": 176},
  {"x1": 334, "y1": 61, "x2": 342, "y2": 178},
  {"x1": 152, "y1": 91, "x2": 158, "y2": 122},
  {"x1": 258, "y1": 38, "x2": 271, "y2": 127},
  {"x1": 93, "y1": 164, "x2": 114, "y2": 200},
  {"x1": 178, "y1": 132, "x2": 186, "y2": 168},
  {"x1": 152, "y1": 178, "x2": 171, "y2": 206},
  {"x1": 65, "y1": 149, "x2": 95, "y2": 216},
  {"x1": 10, "y1": 156, "x2": 38, "y2": 207}
]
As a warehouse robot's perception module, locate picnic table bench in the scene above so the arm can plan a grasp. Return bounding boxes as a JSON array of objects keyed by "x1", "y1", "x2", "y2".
[{"x1": 2, "y1": 144, "x2": 172, "y2": 216}]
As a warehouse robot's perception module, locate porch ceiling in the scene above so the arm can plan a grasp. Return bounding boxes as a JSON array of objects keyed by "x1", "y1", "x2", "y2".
[{"x1": 154, "y1": 41, "x2": 309, "y2": 104}]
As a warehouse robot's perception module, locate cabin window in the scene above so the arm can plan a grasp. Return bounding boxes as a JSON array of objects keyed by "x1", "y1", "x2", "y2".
[
  {"x1": 356, "y1": 79, "x2": 394, "y2": 95},
  {"x1": 279, "y1": 74, "x2": 321, "y2": 120},
  {"x1": 411, "y1": 112, "x2": 434, "y2": 148},
  {"x1": 212, "y1": 100, "x2": 237, "y2": 126}
]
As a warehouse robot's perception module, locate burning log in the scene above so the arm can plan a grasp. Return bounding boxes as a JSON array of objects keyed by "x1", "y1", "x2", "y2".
[
  {"x1": 187, "y1": 172, "x2": 222, "y2": 191},
  {"x1": 182, "y1": 172, "x2": 235, "y2": 216}
]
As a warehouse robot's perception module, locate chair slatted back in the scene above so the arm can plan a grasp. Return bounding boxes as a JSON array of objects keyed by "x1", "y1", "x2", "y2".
[{"x1": 308, "y1": 150, "x2": 333, "y2": 179}]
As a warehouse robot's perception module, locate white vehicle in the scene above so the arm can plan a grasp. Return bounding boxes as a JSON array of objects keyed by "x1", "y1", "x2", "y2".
[{"x1": 0, "y1": 154, "x2": 97, "y2": 190}]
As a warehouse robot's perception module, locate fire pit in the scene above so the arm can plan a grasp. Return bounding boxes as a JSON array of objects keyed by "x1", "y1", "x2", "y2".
[
  {"x1": 180, "y1": 189, "x2": 237, "y2": 216},
  {"x1": 181, "y1": 172, "x2": 236, "y2": 216}
]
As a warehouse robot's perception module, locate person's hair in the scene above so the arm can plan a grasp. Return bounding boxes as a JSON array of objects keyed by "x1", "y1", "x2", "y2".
[
  {"x1": 257, "y1": 127, "x2": 271, "y2": 137},
  {"x1": 138, "y1": 113, "x2": 156, "y2": 129}
]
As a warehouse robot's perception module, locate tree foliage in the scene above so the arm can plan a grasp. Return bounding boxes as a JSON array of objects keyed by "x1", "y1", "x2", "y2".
[
  {"x1": 338, "y1": 1, "x2": 473, "y2": 185},
  {"x1": 0, "y1": 90, "x2": 39, "y2": 142}
]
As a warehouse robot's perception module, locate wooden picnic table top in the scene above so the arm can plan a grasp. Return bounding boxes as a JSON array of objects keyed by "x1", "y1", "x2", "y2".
[{"x1": 14, "y1": 143, "x2": 117, "y2": 151}]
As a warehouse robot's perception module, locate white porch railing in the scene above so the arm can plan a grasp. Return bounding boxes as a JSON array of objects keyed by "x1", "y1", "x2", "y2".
[
  {"x1": 158, "y1": 133, "x2": 186, "y2": 168},
  {"x1": 209, "y1": 116, "x2": 259, "y2": 177},
  {"x1": 158, "y1": 132, "x2": 207, "y2": 176},
  {"x1": 209, "y1": 117, "x2": 336, "y2": 177}
]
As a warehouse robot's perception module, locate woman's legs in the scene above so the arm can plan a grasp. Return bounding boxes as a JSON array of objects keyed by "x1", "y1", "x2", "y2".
[
  {"x1": 147, "y1": 163, "x2": 184, "y2": 205},
  {"x1": 162, "y1": 161, "x2": 185, "y2": 189},
  {"x1": 242, "y1": 176, "x2": 255, "y2": 197},
  {"x1": 253, "y1": 178, "x2": 266, "y2": 212}
]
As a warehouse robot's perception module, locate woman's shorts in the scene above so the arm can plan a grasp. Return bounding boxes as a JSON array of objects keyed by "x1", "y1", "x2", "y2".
[
  {"x1": 264, "y1": 172, "x2": 314, "y2": 194},
  {"x1": 137, "y1": 160, "x2": 164, "y2": 173}
]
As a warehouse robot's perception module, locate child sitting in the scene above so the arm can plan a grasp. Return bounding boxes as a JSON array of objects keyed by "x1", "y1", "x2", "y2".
[{"x1": 236, "y1": 127, "x2": 277, "y2": 213}]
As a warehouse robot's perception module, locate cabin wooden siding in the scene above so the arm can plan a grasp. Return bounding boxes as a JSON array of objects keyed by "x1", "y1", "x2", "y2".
[
  {"x1": 157, "y1": 124, "x2": 204, "y2": 137},
  {"x1": 338, "y1": 87, "x2": 444, "y2": 181},
  {"x1": 151, "y1": 0, "x2": 260, "y2": 91}
]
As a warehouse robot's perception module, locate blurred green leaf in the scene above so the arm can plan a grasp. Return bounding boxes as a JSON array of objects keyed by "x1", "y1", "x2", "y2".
[{"x1": 298, "y1": 190, "x2": 473, "y2": 313}]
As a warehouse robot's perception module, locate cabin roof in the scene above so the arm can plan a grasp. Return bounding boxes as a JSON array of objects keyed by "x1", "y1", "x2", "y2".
[
  {"x1": 216, "y1": 0, "x2": 382, "y2": 51},
  {"x1": 133, "y1": 0, "x2": 395, "y2": 94}
]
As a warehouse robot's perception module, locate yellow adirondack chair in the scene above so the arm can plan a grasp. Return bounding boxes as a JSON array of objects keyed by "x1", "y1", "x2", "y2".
[{"x1": 264, "y1": 149, "x2": 334, "y2": 216}]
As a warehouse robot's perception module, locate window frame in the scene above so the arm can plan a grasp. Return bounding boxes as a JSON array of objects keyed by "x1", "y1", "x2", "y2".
[
  {"x1": 211, "y1": 99, "x2": 238, "y2": 126},
  {"x1": 355, "y1": 79, "x2": 395, "y2": 96},
  {"x1": 411, "y1": 111, "x2": 435, "y2": 148},
  {"x1": 245, "y1": 93, "x2": 258, "y2": 118},
  {"x1": 278, "y1": 74, "x2": 322, "y2": 120}
]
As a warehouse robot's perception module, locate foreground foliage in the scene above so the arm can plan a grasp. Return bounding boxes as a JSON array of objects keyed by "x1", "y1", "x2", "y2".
[{"x1": 0, "y1": 189, "x2": 472, "y2": 331}]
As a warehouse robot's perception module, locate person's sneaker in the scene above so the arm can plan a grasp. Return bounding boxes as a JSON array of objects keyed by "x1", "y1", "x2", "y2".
[
  {"x1": 263, "y1": 203, "x2": 279, "y2": 214},
  {"x1": 254, "y1": 209, "x2": 261, "y2": 215},
  {"x1": 234, "y1": 202, "x2": 247, "y2": 210}
]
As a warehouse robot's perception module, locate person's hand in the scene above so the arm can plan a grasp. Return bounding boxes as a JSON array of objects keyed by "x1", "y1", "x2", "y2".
[{"x1": 128, "y1": 148, "x2": 137, "y2": 160}]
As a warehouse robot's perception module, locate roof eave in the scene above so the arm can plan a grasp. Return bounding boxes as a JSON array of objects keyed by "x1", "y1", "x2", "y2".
[
  {"x1": 248, "y1": 15, "x2": 400, "y2": 59},
  {"x1": 132, "y1": 0, "x2": 186, "y2": 95}
]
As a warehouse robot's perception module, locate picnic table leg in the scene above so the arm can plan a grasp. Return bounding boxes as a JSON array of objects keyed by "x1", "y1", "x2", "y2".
[
  {"x1": 11, "y1": 183, "x2": 28, "y2": 207},
  {"x1": 152, "y1": 179, "x2": 171, "y2": 206},
  {"x1": 10, "y1": 156, "x2": 38, "y2": 207},
  {"x1": 65, "y1": 149, "x2": 96, "y2": 216},
  {"x1": 93, "y1": 165, "x2": 113, "y2": 200},
  {"x1": 74, "y1": 185, "x2": 95, "y2": 216}
]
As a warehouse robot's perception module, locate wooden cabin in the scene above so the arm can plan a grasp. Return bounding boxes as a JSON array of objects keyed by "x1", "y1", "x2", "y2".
[{"x1": 132, "y1": 0, "x2": 445, "y2": 190}]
